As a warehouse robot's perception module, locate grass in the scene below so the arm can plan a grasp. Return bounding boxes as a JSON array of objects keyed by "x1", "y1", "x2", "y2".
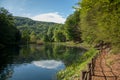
[
  {"x1": 57, "y1": 48, "x2": 98, "y2": 80},
  {"x1": 51, "y1": 41, "x2": 92, "y2": 50}
]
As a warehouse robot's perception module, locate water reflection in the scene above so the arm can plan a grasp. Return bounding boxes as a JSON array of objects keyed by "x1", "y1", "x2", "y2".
[
  {"x1": 0, "y1": 44, "x2": 86, "y2": 80},
  {"x1": 32, "y1": 60, "x2": 64, "y2": 69}
]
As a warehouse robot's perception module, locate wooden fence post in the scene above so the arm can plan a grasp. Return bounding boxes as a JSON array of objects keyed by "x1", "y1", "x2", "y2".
[
  {"x1": 80, "y1": 52, "x2": 99, "y2": 80},
  {"x1": 81, "y1": 70, "x2": 87, "y2": 80},
  {"x1": 92, "y1": 58, "x2": 95, "y2": 76},
  {"x1": 88, "y1": 63, "x2": 92, "y2": 80}
]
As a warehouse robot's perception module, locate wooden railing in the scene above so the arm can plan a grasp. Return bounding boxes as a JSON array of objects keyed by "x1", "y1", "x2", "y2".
[{"x1": 81, "y1": 53, "x2": 99, "y2": 80}]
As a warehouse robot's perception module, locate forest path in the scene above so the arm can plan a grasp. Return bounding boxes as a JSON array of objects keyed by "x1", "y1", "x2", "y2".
[{"x1": 92, "y1": 50, "x2": 120, "y2": 80}]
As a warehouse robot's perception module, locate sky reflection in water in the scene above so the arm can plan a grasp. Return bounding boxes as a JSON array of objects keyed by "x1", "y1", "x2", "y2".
[{"x1": 32, "y1": 60, "x2": 64, "y2": 69}]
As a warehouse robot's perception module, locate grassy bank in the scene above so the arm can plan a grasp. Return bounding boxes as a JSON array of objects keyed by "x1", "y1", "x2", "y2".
[
  {"x1": 51, "y1": 42, "x2": 93, "y2": 50},
  {"x1": 57, "y1": 48, "x2": 98, "y2": 80}
]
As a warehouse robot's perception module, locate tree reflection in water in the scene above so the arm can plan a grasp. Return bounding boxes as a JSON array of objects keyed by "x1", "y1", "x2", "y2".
[{"x1": 0, "y1": 44, "x2": 86, "y2": 80}]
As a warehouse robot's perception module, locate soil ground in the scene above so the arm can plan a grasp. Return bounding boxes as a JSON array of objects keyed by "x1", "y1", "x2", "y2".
[{"x1": 92, "y1": 50, "x2": 120, "y2": 80}]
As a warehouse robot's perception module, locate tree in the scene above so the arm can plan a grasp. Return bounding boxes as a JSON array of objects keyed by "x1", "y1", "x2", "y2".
[
  {"x1": 0, "y1": 7, "x2": 21, "y2": 46},
  {"x1": 30, "y1": 31, "x2": 36, "y2": 43},
  {"x1": 21, "y1": 30, "x2": 30, "y2": 44},
  {"x1": 53, "y1": 30, "x2": 66, "y2": 42},
  {"x1": 64, "y1": 10, "x2": 82, "y2": 42},
  {"x1": 53, "y1": 25, "x2": 66, "y2": 42},
  {"x1": 42, "y1": 34, "x2": 49, "y2": 42},
  {"x1": 47, "y1": 26, "x2": 55, "y2": 42}
]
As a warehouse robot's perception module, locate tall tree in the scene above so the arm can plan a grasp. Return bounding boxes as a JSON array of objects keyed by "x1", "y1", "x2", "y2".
[
  {"x1": 53, "y1": 25, "x2": 66, "y2": 42},
  {"x1": 0, "y1": 7, "x2": 21, "y2": 46},
  {"x1": 64, "y1": 10, "x2": 82, "y2": 42}
]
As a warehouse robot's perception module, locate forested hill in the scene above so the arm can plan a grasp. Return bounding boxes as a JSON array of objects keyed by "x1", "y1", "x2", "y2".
[
  {"x1": 14, "y1": 16, "x2": 64, "y2": 43},
  {"x1": 14, "y1": 16, "x2": 58, "y2": 36},
  {"x1": 14, "y1": 16, "x2": 57, "y2": 27}
]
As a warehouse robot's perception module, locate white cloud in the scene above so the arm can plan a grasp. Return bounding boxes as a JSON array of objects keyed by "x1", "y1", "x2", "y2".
[
  {"x1": 31, "y1": 12, "x2": 66, "y2": 24},
  {"x1": 32, "y1": 60, "x2": 64, "y2": 69}
]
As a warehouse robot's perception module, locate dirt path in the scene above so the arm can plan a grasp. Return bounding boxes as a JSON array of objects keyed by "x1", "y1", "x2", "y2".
[{"x1": 92, "y1": 50, "x2": 120, "y2": 80}]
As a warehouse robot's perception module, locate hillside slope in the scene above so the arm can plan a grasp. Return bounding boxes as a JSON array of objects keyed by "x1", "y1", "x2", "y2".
[{"x1": 14, "y1": 16, "x2": 62, "y2": 40}]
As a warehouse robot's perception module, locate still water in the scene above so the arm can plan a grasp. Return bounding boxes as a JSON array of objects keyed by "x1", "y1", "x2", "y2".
[{"x1": 0, "y1": 44, "x2": 85, "y2": 80}]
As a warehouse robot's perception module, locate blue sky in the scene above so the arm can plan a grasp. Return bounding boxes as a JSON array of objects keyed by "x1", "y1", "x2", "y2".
[{"x1": 0, "y1": 0, "x2": 79, "y2": 23}]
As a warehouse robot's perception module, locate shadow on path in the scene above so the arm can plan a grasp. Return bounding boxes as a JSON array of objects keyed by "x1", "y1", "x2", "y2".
[{"x1": 92, "y1": 51, "x2": 119, "y2": 80}]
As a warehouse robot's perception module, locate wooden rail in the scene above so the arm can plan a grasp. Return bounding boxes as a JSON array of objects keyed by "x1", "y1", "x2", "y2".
[{"x1": 81, "y1": 53, "x2": 99, "y2": 80}]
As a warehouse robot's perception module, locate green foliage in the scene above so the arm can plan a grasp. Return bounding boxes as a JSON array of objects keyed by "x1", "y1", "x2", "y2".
[
  {"x1": 21, "y1": 30, "x2": 30, "y2": 44},
  {"x1": 14, "y1": 16, "x2": 65, "y2": 42},
  {"x1": 0, "y1": 7, "x2": 21, "y2": 46},
  {"x1": 42, "y1": 34, "x2": 49, "y2": 42},
  {"x1": 80, "y1": 0, "x2": 120, "y2": 52},
  {"x1": 14, "y1": 16, "x2": 56, "y2": 40},
  {"x1": 54, "y1": 31, "x2": 66, "y2": 42},
  {"x1": 30, "y1": 31, "x2": 37, "y2": 43},
  {"x1": 57, "y1": 48, "x2": 98, "y2": 80},
  {"x1": 53, "y1": 25, "x2": 66, "y2": 42},
  {"x1": 47, "y1": 26, "x2": 55, "y2": 42},
  {"x1": 64, "y1": 10, "x2": 82, "y2": 42}
]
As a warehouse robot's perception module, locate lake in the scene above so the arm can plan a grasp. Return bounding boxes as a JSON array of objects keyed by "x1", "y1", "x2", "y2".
[{"x1": 0, "y1": 43, "x2": 86, "y2": 80}]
